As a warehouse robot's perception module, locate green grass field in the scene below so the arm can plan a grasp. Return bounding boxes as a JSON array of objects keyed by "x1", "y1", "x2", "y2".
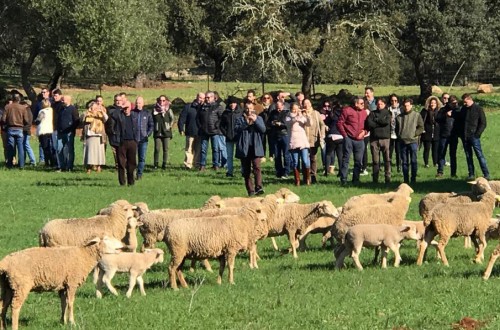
[{"x1": 1, "y1": 83, "x2": 500, "y2": 329}]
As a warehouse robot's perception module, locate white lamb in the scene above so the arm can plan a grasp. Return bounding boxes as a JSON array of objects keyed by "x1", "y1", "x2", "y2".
[
  {"x1": 335, "y1": 224, "x2": 419, "y2": 270},
  {"x1": 95, "y1": 248, "x2": 164, "y2": 298},
  {"x1": 0, "y1": 237, "x2": 123, "y2": 330}
]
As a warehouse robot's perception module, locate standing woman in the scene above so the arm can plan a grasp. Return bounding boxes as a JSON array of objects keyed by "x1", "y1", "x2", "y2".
[
  {"x1": 153, "y1": 95, "x2": 174, "y2": 169},
  {"x1": 286, "y1": 103, "x2": 311, "y2": 185},
  {"x1": 82, "y1": 101, "x2": 107, "y2": 173},
  {"x1": 35, "y1": 99, "x2": 54, "y2": 167},
  {"x1": 388, "y1": 94, "x2": 401, "y2": 172},
  {"x1": 324, "y1": 99, "x2": 343, "y2": 176},
  {"x1": 303, "y1": 99, "x2": 325, "y2": 183},
  {"x1": 420, "y1": 96, "x2": 442, "y2": 168},
  {"x1": 234, "y1": 102, "x2": 266, "y2": 196}
]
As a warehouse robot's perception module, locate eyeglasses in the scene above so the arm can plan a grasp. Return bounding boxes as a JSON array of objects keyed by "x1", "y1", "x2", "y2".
[
  {"x1": 391, "y1": 99, "x2": 398, "y2": 102},
  {"x1": 160, "y1": 99, "x2": 167, "y2": 102}
]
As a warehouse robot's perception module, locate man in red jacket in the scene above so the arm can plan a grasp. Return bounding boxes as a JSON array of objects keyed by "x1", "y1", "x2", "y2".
[{"x1": 337, "y1": 96, "x2": 368, "y2": 185}]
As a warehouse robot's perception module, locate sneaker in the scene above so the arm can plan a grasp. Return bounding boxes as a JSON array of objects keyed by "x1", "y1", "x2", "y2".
[
  {"x1": 360, "y1": 169, "x2": 369, "y2": 176},
  {"x1": 261, "y1": 157, "x2": 267, "y2": 163},
  {"x1": 226, "y1": 173, "x2": 233, "y2": 177},
  {"x1": 136, "y1": 174, "x2": 142, "y2": 180},
  {"x1": 424, "y1": 164, "x2": 430, "y2": 168},
  {"x1": 281, "y1": 175, "x2": 289, "y2": 179},
  {"x1": 451, "y1": 174, "x2": 458, "y2": 178},
  {"x1": 445, "y1": 161, "x2": 450, "y2": 166},
  {"x1": 436, "y1": 173, "x2": 443, "y2": 178},
  {"x1": 248, "y1": 191, "x2": 256, "y2": 197},
  {"x1": 255, "y1": 188, "x2": 265, "y2": 195},
  {"x1": 466, "y1": 175, "x2": 475, "y2": 181}
]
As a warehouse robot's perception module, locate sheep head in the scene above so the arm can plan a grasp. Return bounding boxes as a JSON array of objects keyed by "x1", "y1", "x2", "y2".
[
  {"x1": 86, "y1": 236, "x2": 125, "y2": 254},
  {"x1": 274, "y1": 188, "x2": 300, "y2": 204},
  {"x1": 145, "y1": 248, "x2": 165, "y2": 264},
  {"x1": 396, "y1": 183, "x2": 414, "y2": 195},
  {"x1": 127, "y1": 217, "x2": 143, "y2": 229},
  {"x1": 469, "y1": 177, "x2": 492, "y2": 195},
  {"x1": 399, "y1": 225, "x2": 419, "y2": 241},
  {"x1": 134, "y1": 202, "x2": 150, "y2": 213},
  {"x1": 317, "y1": 201, "x2": 340, "y2": 219}
]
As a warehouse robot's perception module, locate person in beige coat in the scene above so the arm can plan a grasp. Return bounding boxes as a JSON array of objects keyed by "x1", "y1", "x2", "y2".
[
  {"x1": 303, "y1": 99, "x2": 326, "y2": 183},
  {"x1": 285, "y1": 103, "x2": 311, "y2": 185}
]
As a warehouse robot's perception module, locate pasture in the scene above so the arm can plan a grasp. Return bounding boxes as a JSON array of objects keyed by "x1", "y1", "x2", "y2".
[{"x1": 1, "y1": 83, "x2": 500, "y2": 329}]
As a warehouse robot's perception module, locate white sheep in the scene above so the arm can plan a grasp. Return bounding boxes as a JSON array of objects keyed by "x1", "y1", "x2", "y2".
[
  {"x1": 296, "y1": 207, "x2": 343, "y2": 250},
  {"x1": 165, "y1": 206, "x2": 268, "y2": 290},
  {"x1": 0, "y1": 237, "x2": 123, "y2": 330},
  {"x1": 123, "y1": 216, "x2": 143, "y2": 252},
  {"x1": 95, "y1": 248, "x2": 164, "y2": 298},
  {"x1": 39, "y1": 204, "x2": 138, "y2": 248},
  {"x1": 335, "y1": 224, "x2": 419, "y2": 270},
  {"x1": 97, "y1": 200, "x2": 149, "y2": 216},
  {"x1": 417, "y1": 179, "x2": 496, "y2": 266},
  {"x1": 201, "y1": 188, "x2": 300, "y2": 210},
  {"x1": 342, "y1": 183, "x2": 414, "y2": 211}
]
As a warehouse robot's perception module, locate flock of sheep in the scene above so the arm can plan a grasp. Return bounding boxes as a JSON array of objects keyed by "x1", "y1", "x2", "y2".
[{"x1": 1, "y1": 180, "x2": 500, "y2": 329}]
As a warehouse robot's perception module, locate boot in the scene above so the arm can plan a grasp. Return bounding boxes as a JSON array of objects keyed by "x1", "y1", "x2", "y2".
[
  {"x1": 294, "y1": 169, "x2": 301, "y2": 186},
  {"x1": 304, "y1": 168, "x2": 311, "y2": 186},
  {"x1": 311, "y1": 174, "x2": 317, "y2": 184}
]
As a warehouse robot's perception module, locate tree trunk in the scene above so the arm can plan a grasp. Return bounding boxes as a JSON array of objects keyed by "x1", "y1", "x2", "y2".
[
  {"x1": 213, "y1": 57, "x2": 224, "y2": 82},
  {"x1": 48, "y1": 59, "x2": 64, "y2": 91},
  {"x1": 20, "y1": 49, "x2": 38, "y2": 106},
  {"x1": 414, "y1": 59, "x2": 432, "y2": 103},
  {"x1": 299, "y1": 62, "x2": 313, "y2": 99}
]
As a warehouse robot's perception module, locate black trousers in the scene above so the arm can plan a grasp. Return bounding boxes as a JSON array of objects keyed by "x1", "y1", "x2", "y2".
[{"x1": 118, "y1": 140, "x2": 138, "y2": 186}]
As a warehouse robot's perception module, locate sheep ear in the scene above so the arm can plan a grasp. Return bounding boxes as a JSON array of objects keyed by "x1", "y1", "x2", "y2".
[
  {"x1": 85, "y1": 237, "x2": 101, "y2": 246},
  {"x1": 399, "y1": 225, "x2": 411, "y2": 233},
  {"x1": 276, "y1": 198, "x2": 285, "y2": 204},
  {"x1": 136, "y1": 221, "x2": 144, "y2": 227},
  {"x1": 215, "y1": 201, "x2": 224, "y2": 208},
  {"x1": 467, "y1": 180, "x2": 477, "y2": 185}
]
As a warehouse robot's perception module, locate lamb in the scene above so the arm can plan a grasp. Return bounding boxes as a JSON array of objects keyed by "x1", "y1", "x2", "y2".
[
  {"x1": 123, "y1": 216, "x2": 143, "y2": 252},
  {"x1": 95, "y1": 248, "x2": 164, "y2": 298},
  {"x1": 482, "y1": 217, "x2": 500, "y2": 280},
  {"x1": 165, "y1": 206, "x2": 268, "y2": 290},
  {"x1": 416, "y1": 181, "x2": 497, "y2": 266},
  {"x1": 335, "y1": 224, "x2": 419, "y2": 270},
  {"x1": 0, "y1": 237, "x2": 124, "y2": 330},
  {"x1": 342, "y1": 183, "x2": 414, "y2": 211},
  {"x1": 332, "y1": 193, "x2": 412, "y2": 246},
  {"x1": 39, "y1": 204, "x2": 138, "y2": 248},
  {"x1": 262, "y1": 200, "x2": 340, "y2": 258}
]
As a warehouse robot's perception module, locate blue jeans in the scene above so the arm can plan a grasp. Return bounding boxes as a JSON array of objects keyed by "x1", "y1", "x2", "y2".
[
  {"x1": 57, "y1": 132, "x2": 75, "y2": 170},
  {"x1": 273, "y1": 135, "x2": 291, "y2": 177},
  {"x1": 200, "y1": 135, "x2": 224, "y2": 167},
  {"x1": 290, "y1": 148, "x2": 310, "y2": 169},
  {"x1": 52, "y1": 131, "x2": 60, "y2": 169},
  {"x1": 400, "y1": 142, "x2": 418, "y2": 182},
  {"x1": 214, "y1": 134, "x2": 227, "y2": 168},
  {"x1": 340, "y1": 136, "x2": 364, "y2": 183},
  {"x1": 39, "y1": 144, "x2": 45, "y2": 162},
  {"x1": 7, "y1": 128, "x2": 24, "y2": 168},
  {"x1": 23, "y1": 134, "x2": 36, "y2": 164},
  {"x1": 226, "y1": 140, "x2": 235, "y2": 175},
  {"x1": 463, "y1": 137, "x2": 489, "y2": 178},
  {"x1": 137, "y1": 140, "x2": 148, "y2": 176}
]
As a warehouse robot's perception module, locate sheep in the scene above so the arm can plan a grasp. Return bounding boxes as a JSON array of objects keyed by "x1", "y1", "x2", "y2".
[
  {"x1": 332, "y1": 193, "x2": 412, "y2": 247},
  {"x1": 416, "y1": 182, "x2": 497, "y2": 267},
  {"x1": 165, "y1": 206, "x2": 268, "y2": 290},
  {"x1": 95, "y1": 248, "x2": 164, "y2": 298},
  {"x1": 0, "y1": 237, "x2": 123, "y2": 330},
  {"x1": 123, "y1": 216, "x2": 143, "y2": 252},
  {"x1": 97, "y1": 200, "x2": 149, "y2": 217},
  {"x1": 482, "y1": 217, "x2": 500, "y2": 280},
  {"x1": 201, "y1": 187, "x2": 300, "y2": 210},
  {"x1": 296, "y1": 207, "x2": 344, "y2": 250},
  {"x1": 335, "y1": 224, "x2": 419, "y2": 270},
  {"x1": 39, "y1": 204, "x2": 139, "y2": 248},
  {"x1": 342, "y1": 183, "x2": 414, "y2": 212},
  {"x1": 262, "y1": 200, "x2": 340, "y2": 259}
]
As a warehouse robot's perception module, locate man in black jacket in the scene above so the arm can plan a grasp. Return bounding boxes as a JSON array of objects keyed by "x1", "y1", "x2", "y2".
[
  {"x1": 459, "y1": 94, "x2": 490, "y2": 180},
  {"x1": 56, "y1": 95, "x2": 79, "y2": 171},
  {"x1": 436, "y1": 95, "x2": 459, "y2": 178},
  {"x1": 196, "y1": 91, "x2": 225, "y2": 171},
  {"x1": 267, "y1": 101, "x2": 291, "y2": 178},
  {"x1": 220, "y1": 96, "x2": 243, "y2": 177},
  {"x1": 178, "y1": 92, "x2": 204, "y2": 169},
  {"x1": 365, "y1": 98, "x2": 391, "y2": 183}
]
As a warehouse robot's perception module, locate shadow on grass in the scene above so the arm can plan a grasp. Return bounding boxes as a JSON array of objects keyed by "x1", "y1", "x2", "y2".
[
  {"x1": 299, "y1": 262, "x2": 336, "y2": 271},
  {"x1": 34, "y1": 177, "x2": 110, "y2": 187}
]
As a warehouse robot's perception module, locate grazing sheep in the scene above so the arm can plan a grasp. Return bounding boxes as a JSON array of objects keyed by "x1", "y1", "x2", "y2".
[
  {"x1": 95, "y1": 248, "x2": 164, "y2": 298},
  {"x1": 165, "y1": 206, "x2": 268, "y2": 290},
  {"x1": 0, "y1": 237, "x2": 123, "y2": 330},
  {"x1": 416, "y1": 181, "x2": 496, "y2": 266},
  {"x1": 342, "y1": 183, "x2": 414, "y2": 211},
  {"x1": 335, "y1": 224, "x2": 419, "y2": 270},
  {"x1": 332, "y1": 193, "x2": 412, "y2": 246},
  {"x1": 262, "y1": 200, "x2": 339, "y2": 259},
  {"x1": 39, "y1": 204, "x2": 139, "y2": 248}
]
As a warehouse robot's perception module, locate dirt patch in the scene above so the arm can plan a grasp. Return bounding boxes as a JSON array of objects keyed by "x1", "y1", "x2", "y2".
[{"x1": 452, "y1": 317, "x2": 486, "y2": 330}]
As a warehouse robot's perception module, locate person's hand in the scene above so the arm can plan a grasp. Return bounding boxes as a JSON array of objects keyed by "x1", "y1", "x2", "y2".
[
  {"x1": 447, "y1": 110, "x2": 452, "y2": 117},
  {"x1": 357, "y1": 130, "x2": 366, "y2": 140}
]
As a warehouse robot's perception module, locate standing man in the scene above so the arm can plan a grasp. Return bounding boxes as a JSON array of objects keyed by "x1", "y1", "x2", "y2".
[
  {"x1": 365, "y1": 98, "x2": 392, "y2": 183},
  {"x1": 436, "y1": 95, "x2": 459, "y2": 178},
  {"x1": 396, "y1": 98, "x2": 424, "y2": 184},
  {"x1": 178, "y1": 92, "x2": 204, "y2": 169},
  {"x1": 106, "y1": 94, "x2": 124, "y2": 169},
  {"x1": 460, "y1": 93, "x2": 489, "y2": 180},
  {"x1": 108, "y1": 101, "x2": 139, "y2": 186},
  {"x1": 197, "y1": 91, "x2": 224, "y2": 171},
  {"x1": 51, "y1": 89, "x2": 64, "y2": 170},
  {"x1": 220, "y1": 96, "x2": 243, "y2": 177},
  {"x1": 267, "y1": 101, "x2": 291, "y2": 179},
  {"x1": 56, "y1": 95, "x2": 79, "y2": 171},
  {"x1": 133, "y1": 96, "x2": 153, "y2": 180},
  {"x1": 337, "y1": 96, "x2": 368, "y2": 185},
  {"x1": 244, "y1": 89, "x2": 264, "y2": 114},
  {"x1": 361, "y1": 86, "x2": 377, "y2": 176},
  {"x1": 35, "y1": 88, "x2": 51, "y2": 164},
  {"x1": 1, "y1": 93, "x2": 29, "y2": 169}
]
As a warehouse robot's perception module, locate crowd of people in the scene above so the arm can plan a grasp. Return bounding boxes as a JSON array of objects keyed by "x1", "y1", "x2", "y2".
[{"x1": 0, "y1": 87, "x2": 491, "y2": 194}]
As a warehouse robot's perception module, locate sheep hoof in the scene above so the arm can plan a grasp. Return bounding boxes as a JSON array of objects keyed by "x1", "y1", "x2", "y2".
[
  {"x1": 126, "y1": 293, "x2": 132, "y2": 298},
  {"x1": 189, "y1": 268, "x2": 195, "y2": 273},
  {"x1": 172, "y1": 287, "x2": 179, "y2": 291},
  {"x1": 474, "y1": 259, "x2": 483, "y2": 264},
  {"x1": 96, "y1": 292, "x2": 102, "y2": 299}
]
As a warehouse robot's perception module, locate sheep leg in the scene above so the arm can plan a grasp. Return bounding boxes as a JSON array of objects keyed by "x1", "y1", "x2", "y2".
[
  {"x1": 321, "y1": 231, "x2": 332, "y2": 248},
  {"x1": 389, "y1": 244, "x2": 401, "y2": 267},
  {"x1": 189, "y1": 259, "x2": 196, "y2": 273},
  {"x1": 102, "y1": 270, "x2": 119, "y2": 296},
  {"x1": 66, "y1": 287, "x2": 76, "y2": 325},
  {"x1": 95, "y1": 268, "x2": 105, "y2": 299},
  {"x1": 126, "y1": 273, "x2": 138, "y2": 298},
  {"x1": 177, "y1": 258, "x2": 189, "y2": 288},
  {"x1": 249, "y1": 245, "x2": 258, "y2": 269},
  {"x1": 288, "y1": 230, "x2": 299, "y2": 258},
  {"x1": 464, "y1": 236, "x2": 472, "y2": 249},
  {"x1": 227, "y1": 252, "x2": 237, "y2": 285},
  {"x1": 373, "y1": 246, "x2": 380, "y2": 266},
  {"x1": 335, "y1": 244, "x2": 350, "y2": 270},
  {"x1": 169, "y1": 255, "x2": 184, "y2": 290},
  {"x1": 475, "y1": 233, "x2": 487, "y2": 263},
  {"x1": 58, "y1": 289, "x2": 67, "y2": 324},
  {"x1": 351, "y1": 247, "x2": 364, "y2": 271},
  {"x1": 271, "y1": 237, "x2": 279, "y2": 251},
  {"x1": 470, "y1": 235, "x2": 480, "y2": 254},
  {"x1": 483, "y1": 243, "x2": 500, "y2": 280},
  {"x1": 417, "y1": 225, "x2": 436, "y2": 266},
  {"x1": 202, "y1": 259, "x2": 213, "y2": 273},
  {"x1": 1, "y1": 285, "x2": 13, "y2": 330},
  {"x1": 381, "y1": 246, "x2": 388, "y2": 269},
  {"x1": 136, "y1": 275, "x2": 146, "y2": 296},
  {"x1": 11, "y1": 289, "x2": 28, "y2": 330},
  {"x1": 217, "y1": 255, "x2": 227, "y2": 285},
  {"x1": 92, "y1": 266, "x2": 99, "y2": 285},
  {"x1": 436, "y1": 236, "x2": 451, "y2": 266}
]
